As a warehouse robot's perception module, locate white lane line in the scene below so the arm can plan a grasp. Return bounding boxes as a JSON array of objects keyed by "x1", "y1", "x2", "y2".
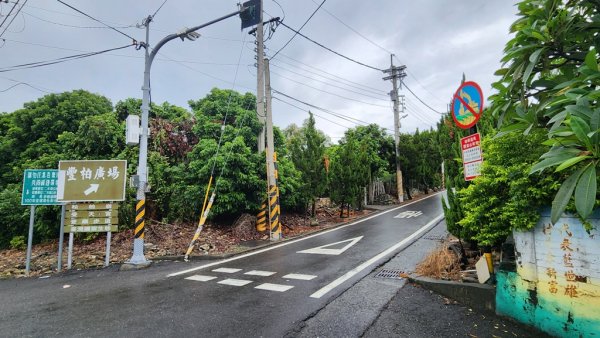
[
  {"x1": 255, "y1": 283, "x2": 294, "y2": 292},
  {"x1": 212, "y1": 268, "x2": 242, "y2": 274},
  {"x1": 217, "y1": 279, "x2": 253, "y2": 286},
  {"x1": 167, "y1": 192, "x2": 443, "y2": 277},
  {"x1": 310, "y1": 214, "x2": 444, "y2": 299},
  {"x1": 283, "y1": 273, "x2": 317, "y2": 281},
  {"x1": 245, "y1": 270, "x2": 276, "y2": 276},
  {"x1": 185, "y1": 275, "x2": 217, "y2": 282}
]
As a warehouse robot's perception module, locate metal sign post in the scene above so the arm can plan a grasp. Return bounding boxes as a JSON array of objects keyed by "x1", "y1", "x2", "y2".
[
  {"x1": 57, "y1": 205, "x2": 66, "y2": 272},
  {"x1": 25, "y1": 205, "x2": 35, "y2": 276}
]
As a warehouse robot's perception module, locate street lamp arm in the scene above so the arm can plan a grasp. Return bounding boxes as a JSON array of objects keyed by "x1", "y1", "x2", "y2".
[{"x1": 148, "y1": 9, "x2": 244, "y2": 66}]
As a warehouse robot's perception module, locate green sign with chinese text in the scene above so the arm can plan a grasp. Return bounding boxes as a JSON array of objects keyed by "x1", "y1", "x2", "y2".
[{"x1": 21, "y1": 169, "x2": 61, "y2": 205}]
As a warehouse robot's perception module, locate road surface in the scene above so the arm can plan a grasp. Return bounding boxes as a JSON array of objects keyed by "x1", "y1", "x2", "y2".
[{"x1": 0, "y1": 192, "x2": 444, "y2": 337}]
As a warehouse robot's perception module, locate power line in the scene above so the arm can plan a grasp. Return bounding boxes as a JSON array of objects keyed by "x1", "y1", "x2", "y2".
[
  {"x1": 0, "y1": 0, "x2": 19, "y2": 32},
  {"x1": 0, "y1": 80, "x2": 52, "y2": 93},
  {"x1": 403, "y1": 82, "x2": 444, "y2": 114},
  {"x1": 22, "y1": 10, "x2": 136, "y2": 29},
  {"x1": 311, "y1": 0, "x2": 393, "y2": 55},
  {"x1": 270, "y1": 69, "x2": 389, "y2": 108},
  {"x1": 274, "y1": 52, "x2": 386, "y2": 94},
  {"x1": 151, "y1": 0, "x2": 168, "y2": 20},
  {"x1": 273, "y1": 96, "x2": 353, "y2": 129},
  {"x1": 273, "y1": 89, "x2": 374, "y2": 126},
  {"x1": 270, "y1": 62, "x2": 387, "y2": 99},
  {"x1": 271, "y1": 0, "x2": 325, "y2": 59},
  {"x1": 0, "y1": 0, "x2": 26, "y2": 38},
  {"x1": 277, "y1": 20, "x2": 382, "y2": 72},
  {"x1": 56, "y1": 0, "x2": 137, "y2": 42},
  {"x1": 0, "y1": 43, "x2": 135, "y2": 73}
]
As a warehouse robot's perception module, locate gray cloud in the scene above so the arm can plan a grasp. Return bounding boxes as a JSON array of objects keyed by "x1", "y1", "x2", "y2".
[{"x1": 0, "y1": 0, "x2": 518, "y2": 138}]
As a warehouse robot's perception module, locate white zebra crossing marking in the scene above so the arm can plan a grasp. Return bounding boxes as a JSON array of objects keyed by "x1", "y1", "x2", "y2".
[
  {"x1": 255, "y1": 283, "x2": 294, "y2": 292},
  {"x1": 244, "y1": 270, "x2": 276, "y2": 276},
  {"x1": 217, "y1": 279, "x2": 253, "y2": 286},
  {"x1": 185, "y1": 275, "x2": 217, "y2": 282},
  {"x1": 212, "y1": 268, "x2": 242, "y2": 273},
  {"x1": 283, "y1": 273, "x2": 317, "y2": 281}
]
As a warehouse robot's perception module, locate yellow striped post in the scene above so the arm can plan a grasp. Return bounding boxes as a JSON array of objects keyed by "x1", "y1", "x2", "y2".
[
  {"x1": 256, "y1": 202, "x2": 267, "y2": 232},
  {"x1": 184, "y1": 193, "x2": 216, "y2": 261},
  {"x1": 134, "y1": 199, "x2": 145, "y2": 239}
]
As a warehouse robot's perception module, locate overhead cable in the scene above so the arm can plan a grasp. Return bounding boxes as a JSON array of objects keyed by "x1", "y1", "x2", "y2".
[
  {"x1": 277, "y1": 20, "x2": 382, "y2": 72},
  {"x1": 276, "y1": 52, "x2": 386, "y2": 94},
  {"x1": 271, "y1": 0, "x2": 325, "y2": 59},
  {"x1": 270, "y1": 69, "x2": 389, "y2": 108},
  {"x1": 0, "y1": 0, "x2": 27, "y2": 38},
  {"x1": 269, "y1": 63, "x2": 387, "y2": 99},
  {"x1": 56, "y1": 0, "x2": 138, "y2": 42},
  {"x1": 311, "y1": 0, "x2": 393, "y2": 55},
  {"x1": 273, "y1": 96, "x2": 353, "y2": 129},
  {"x1": 403, "y1": 82, "x2": 444, "y2": 114},
  {"x1": 23, "y1": 11, "x2": 136, "y2": 29},
  {"x1": 151, "y1": 0, "x2": 168, "y2": 20},
  {"x1": 0, "y1": 43, "x2": 135, "y2": 72}
]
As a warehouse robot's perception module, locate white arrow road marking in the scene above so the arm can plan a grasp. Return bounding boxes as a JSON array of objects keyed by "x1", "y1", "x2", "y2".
[
  {"x1": 310, "y1": 214, "x2": 444, "y2": 299},
  {"x1": 297, "y1": 236, "x2": 363, "y2": 255},
  {"x1": 167, "y1": 191, "x2": 443, "y2": 277},
  {"x1": 83, "y1": 184, "x2": 100, "y2": 196}
]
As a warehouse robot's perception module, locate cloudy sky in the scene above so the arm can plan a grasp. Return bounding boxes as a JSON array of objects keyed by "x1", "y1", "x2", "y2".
[{"x1": 0, "y1": 0, "x2": 518, "y2": 140}]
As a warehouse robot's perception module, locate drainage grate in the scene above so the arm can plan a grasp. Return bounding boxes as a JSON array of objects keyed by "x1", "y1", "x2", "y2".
[
  {"x1": 423, "y1": 235, "x2": 447, "y2": 241},
  {"x1": 374, "y1": 269, "x2": 405, "y2": 279}
]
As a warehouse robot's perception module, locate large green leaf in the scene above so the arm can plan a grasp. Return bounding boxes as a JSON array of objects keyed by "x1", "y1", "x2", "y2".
[
  {"x1": 570, "y1": 115, "x2": 593, "y2": 149},
  {"x1": 530, "y1": 151, "x2": 580, "y2": 173},
  {"x1": 555, "y1": 155, "x2": 591, "y2": 171},
  {"x1": 585, "y1": 48, "x2": 598, "y2": 71},
  {"x1": 551, "y1": 166, "x2": 586, "y2": 224},
  {"x1": 523, "y1": 48, "x2": 545, "y2": 86},
  {"x1": 574, "y1": 164, "x2": 597, "y2": 219}
]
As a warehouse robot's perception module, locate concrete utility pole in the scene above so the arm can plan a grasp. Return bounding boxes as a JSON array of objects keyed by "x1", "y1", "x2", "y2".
[
  {"x1": 126, "y1": 8, "x2": 246, "y2": 266},
  {"x1": 264, "y1": 58, "x2": 281, "y2": 240},
  {"x1": 256, "y1": 0, "x2": 266, "y2": 153},
  {"x1": 383, "y1": 54, "x2": 407, "y2": 203}
]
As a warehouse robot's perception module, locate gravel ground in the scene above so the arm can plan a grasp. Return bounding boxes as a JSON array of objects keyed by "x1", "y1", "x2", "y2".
[{"x1": 363, "y1": 282, "x2": 552, "y2": 338}]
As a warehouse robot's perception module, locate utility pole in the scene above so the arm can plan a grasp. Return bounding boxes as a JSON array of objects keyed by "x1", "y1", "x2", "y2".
[
  {"x1": 264, "y1": 58, "x2": 281, "y2": 240},
  {"x1": 125, "y1": 7, "x2": 248, "y2": 266},
  {"x1": 383, "y1": 54, "x2": 407, "y2": 203},
  {"x1": 256, "y1": 0, "x2": 266, "y2": 152}
]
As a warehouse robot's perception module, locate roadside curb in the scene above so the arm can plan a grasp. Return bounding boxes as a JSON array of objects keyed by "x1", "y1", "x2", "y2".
[{"x1": 407, "y1": 274, "x2": 496, "y2": 315}]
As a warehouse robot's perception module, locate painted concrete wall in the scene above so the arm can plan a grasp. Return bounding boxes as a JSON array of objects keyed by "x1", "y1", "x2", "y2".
[{"x1": 496, "y1": 209, "x2": 600, "y2": 337}]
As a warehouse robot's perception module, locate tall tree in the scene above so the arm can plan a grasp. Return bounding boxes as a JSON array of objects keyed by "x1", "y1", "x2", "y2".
[{"x1": 287, "y1": 112, "x2": 327, "y2": 216}]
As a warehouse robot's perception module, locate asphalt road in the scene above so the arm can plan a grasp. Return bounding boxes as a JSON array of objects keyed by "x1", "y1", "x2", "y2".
[{"x1": 0, "y1": 192, "x2": 444, "y2": 337}]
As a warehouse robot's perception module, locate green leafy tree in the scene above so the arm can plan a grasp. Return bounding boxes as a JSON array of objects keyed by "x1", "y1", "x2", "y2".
[
  {"x1": 490, "y1": 0, "x2": 600, "y2": 224},
  {"x1": 458, "y1": 130, "x2": 559, "y2": 246},
  {"x1": 287, "y1": 112, "x2": 327, "y2": 216},
  {"x1": 329, "y1": 137, "x2": 369, "y2": 217}
]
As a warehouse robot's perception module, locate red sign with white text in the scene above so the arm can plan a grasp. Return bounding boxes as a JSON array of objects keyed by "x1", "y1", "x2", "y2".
[{"x1": 461, "y1": 133, "x2": 482, "y2": 181}]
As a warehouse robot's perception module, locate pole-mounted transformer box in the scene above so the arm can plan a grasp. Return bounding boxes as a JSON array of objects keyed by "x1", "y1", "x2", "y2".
[{"x1": 126, "y1": 115, "x2": 140, "y2": 145}]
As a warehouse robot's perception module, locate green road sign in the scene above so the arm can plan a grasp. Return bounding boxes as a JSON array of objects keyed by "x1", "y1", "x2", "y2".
[
  {"x1": 21, "y1": 169, "x2": 61, "y2": 205},
  {"x1": 58, "y1": 160, "x2": 127, "y2": 202}
]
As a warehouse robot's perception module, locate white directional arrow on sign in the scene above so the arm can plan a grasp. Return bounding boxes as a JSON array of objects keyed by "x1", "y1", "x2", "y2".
[
  {"x1": 297, "y1": 236, "x2": 363, "y2": 255},
  {"x1": 84, "y1": 184, "x2": 100, "y2": 196}
]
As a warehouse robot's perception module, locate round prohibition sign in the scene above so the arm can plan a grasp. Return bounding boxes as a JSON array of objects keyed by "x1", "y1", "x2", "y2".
[{"x1": 451, "y1": 81, "x2": 484, "y2": 129}]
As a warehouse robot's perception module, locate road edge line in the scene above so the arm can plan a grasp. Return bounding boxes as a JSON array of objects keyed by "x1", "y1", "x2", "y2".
[
  {"x1": 166, "y1": 192, "x2": 443, "y2": 277},
  {"x1": 309, "y1": 214, "x2": 444, "y2": 299}
]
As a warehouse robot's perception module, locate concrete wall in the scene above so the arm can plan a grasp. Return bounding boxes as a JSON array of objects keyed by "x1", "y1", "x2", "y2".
[{"x1": 496, "y1": 209, "x2": 600, "y2": 337}]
